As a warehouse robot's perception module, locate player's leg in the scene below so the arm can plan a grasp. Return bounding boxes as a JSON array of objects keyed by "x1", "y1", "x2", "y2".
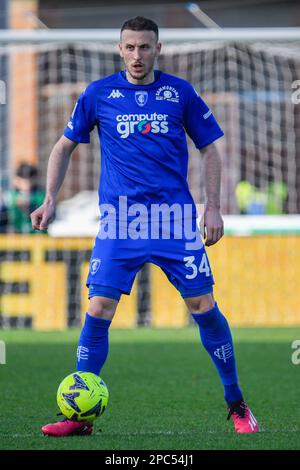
[
  {"x1": 184, "y1": 293, "x2": 243, "y2": 403},
  {"x1": 76, "y1": 291, "x2": 119, "y2": 376},
  {"x1": 184, "y1": 292, "x2": 243, "y2": 404},
  {"x1": 185, "y1": 293, "x2": 258, "y2": 433},
  {"x1": 77, "y1": 234, "x2": 147, "y2": 376},
  {"x1": 151, "y1": 235, "x2": 242, "y2": 401},
  {"x1": 42, "y1": 236, "x2": 147, "y2": 437},
  {"x1": 41, "y1": 291, "x2": 120, "y2": 437},
  {"x1": 151, "y1": 229, "x2": 258, "y2": 434}
]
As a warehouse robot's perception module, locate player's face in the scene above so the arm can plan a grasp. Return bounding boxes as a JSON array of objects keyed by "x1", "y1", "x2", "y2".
[{"x1": 119, "y1": 30, "x2": 161, "y2": 85}]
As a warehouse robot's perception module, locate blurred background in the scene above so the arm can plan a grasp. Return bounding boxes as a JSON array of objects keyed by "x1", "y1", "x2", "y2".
[
  {"x1": 0, "y1": 0, "x2": 300, "y2": 330},
  {"x1": 7, "y1": 0, "x2": 300, "y2": 28}
]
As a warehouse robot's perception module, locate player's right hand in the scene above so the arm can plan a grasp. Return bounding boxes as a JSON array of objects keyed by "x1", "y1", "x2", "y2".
[{"x1": 30, "y1": 201, "x2": 56, "y2": 231}]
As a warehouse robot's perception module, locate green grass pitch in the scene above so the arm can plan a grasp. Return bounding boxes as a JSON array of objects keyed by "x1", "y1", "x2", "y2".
[{"x1": 0, "y1": 327, "x2": 299, "y2": 450}]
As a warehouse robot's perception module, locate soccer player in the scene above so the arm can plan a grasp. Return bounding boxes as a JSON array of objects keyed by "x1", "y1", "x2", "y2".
[{"x1": 31, "y1": 16, "x2": 259, "y2": 437}]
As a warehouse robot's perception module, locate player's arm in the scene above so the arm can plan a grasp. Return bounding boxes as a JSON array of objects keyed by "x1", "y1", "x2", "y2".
[
  {"x1": 31, "y1": 136, "x2": 77, "y2": 230},
  {"x1": 201, "y1": 142, "x2": 224, "y2": 247},
  {"x1": 182, "y1": 83, "x2": 224, "y2": 246}
]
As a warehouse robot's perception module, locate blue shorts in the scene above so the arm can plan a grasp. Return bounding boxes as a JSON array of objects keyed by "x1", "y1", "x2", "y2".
[{"x1": 87, "y1": 224, "x2": 214, "y2": 301}]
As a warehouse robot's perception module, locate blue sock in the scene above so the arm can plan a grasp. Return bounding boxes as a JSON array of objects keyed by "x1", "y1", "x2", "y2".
[
  {"x1": 192, "y1": 303, "x2": 243, "y2": 404},
  {"x1": 76, "y1": 313, "x2": 111, "y2": 376}
]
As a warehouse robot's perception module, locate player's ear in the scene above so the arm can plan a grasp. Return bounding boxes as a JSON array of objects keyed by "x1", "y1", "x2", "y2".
[
  {"x1": 118, "y1": 43, "x2": 123, "y2": 58},
  {"x1": 156, "y1": 42, "x2": 162, "y2": 56}
]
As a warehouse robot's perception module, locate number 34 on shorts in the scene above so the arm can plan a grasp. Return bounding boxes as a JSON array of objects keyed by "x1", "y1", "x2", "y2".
[{"x1": 184, "y1": 254, "x2": 211, "y2": 279}]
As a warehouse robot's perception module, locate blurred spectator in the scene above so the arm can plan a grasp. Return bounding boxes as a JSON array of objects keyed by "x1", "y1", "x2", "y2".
[
  {"x1": 235, "y1": 180, "x2": 288, "y2": 215},
  {"x1": 266, "y1": 182, "x2": 288, "y2": 215},
  {"x1": 6, "y1": 163, "x2": 45, "y2": 233},
  {"x1": 0, "y1": 190, "x2": 9, "y2": 233}
]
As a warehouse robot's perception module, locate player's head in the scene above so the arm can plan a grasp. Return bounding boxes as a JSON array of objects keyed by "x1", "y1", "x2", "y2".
[{"x1": 119, "y1": 16, "x2": 161, "y2": 84}]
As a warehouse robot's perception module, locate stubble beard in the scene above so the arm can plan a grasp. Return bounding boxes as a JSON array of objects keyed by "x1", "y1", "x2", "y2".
[{"x1": 126, "y1": 61, "x2": 155, "y2": 84}]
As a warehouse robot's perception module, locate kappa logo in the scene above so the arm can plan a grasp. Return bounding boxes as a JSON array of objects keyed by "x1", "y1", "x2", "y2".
[
  {"x1": 108, "y1": 89, "x2": 125, "y2": 99},
  {"x1": 91, "y1": 258, "x2": 101, "y2": 275},
  {"x1": 156, "y1": 85, "x2": 179, "y2": 103},
  {"x1": 213, "y1": 343, "x2": 233, "y2": 363},
  {"x1": 135, "y1": 90, "x2": 148, "y2": 107}
]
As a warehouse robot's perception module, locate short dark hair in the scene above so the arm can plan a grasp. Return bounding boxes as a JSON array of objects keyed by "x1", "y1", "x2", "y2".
[
  {"x1": 15, "y1": 163, "x2": 38, "y2": 179},
  {"x1": 121, "y1": 16, "x2": 159, "y2": 41}
]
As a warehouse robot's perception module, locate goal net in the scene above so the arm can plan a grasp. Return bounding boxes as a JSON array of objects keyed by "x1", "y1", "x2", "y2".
[{"x1": 0, "y1": 29, "x2": 300, "y2": 329}]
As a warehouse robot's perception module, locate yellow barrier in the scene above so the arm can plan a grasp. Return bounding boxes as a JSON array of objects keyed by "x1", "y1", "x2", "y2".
[
  {"x1": 0, "y1": 235, "x2": 137, "y2": 330},
  {"x1": 0, "y1": 234, "x2": 299, "y2": 329},
  {"x1": 150, "y1": 236, "x2": 300, "y2": 326},
  {"x1": 0, "y1": 261, "x2": 67, "y2": 330}
]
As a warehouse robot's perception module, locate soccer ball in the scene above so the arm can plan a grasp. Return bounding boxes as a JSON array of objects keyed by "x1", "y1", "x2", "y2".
[{"x1": 57, "y1": 371, "x2": 109, "y2": 422}]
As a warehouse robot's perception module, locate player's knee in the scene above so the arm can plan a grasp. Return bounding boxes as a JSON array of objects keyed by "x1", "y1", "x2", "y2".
[
  {"x1": 88, "y1": 296, "x2": 118, "y2": 320},
  {"x1": 184, "y1": 293, "x2": 215, "y2": 313}
]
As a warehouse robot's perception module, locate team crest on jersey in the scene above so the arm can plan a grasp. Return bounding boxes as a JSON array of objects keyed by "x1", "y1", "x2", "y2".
[
  {"x1": 135, "y1": 91, "x2": 148, "y2": 107},
  {"x1": 155, "y1": 86, "x2": 179, "y2": 103},
  {"x1": 91, "y1": 258, "x2": 101, "y2": 275}
]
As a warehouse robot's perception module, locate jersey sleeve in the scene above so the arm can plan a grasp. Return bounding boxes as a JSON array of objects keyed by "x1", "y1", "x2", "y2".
[
  {"x1": 63, "y1": 85, "x2": 97, "y2": 143},
  {"x1": 183, "y1": 84, "x2": 224, "y2": 149}
]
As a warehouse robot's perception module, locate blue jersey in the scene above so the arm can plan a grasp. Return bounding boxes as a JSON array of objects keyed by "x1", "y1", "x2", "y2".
[{"x1": 64, "y1": 70, "x2": 224, "y2": 217}]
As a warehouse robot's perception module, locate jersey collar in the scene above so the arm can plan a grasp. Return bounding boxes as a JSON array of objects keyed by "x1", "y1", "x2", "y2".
[{"x1": 119, "y1": 69, "x2": 163, "y2": 88}]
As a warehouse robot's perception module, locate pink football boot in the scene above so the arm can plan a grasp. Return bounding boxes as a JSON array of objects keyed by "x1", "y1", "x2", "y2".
[
  {"x1": 227, "y1": 400, "x2": 259, "y2": 433},
  {"x1": 42, "y1": 418, "x2": 93, "y2": 437}
]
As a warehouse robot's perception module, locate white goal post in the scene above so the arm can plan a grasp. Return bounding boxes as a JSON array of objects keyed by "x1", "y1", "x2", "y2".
[{"x1": 1, "y1": 27, "x2": 300, "y2": 43}]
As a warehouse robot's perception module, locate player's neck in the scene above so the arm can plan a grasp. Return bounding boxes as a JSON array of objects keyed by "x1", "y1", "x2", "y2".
[{"x1": 125, "y1": 69, "x2": 155, "y2": 86}]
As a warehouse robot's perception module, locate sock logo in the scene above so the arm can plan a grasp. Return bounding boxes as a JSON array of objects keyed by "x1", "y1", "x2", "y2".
[
  {"x1": 77, "y1": 345, "x2": 89, "y2": 361},
  {"x1": 213, "y1": 343, "x2": 233, "y2": 363}
]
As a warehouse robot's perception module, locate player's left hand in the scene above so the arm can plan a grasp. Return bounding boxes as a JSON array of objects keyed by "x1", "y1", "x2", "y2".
[{"x1": 203, "y1": 208, "x2": 224, "y2": 246}]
